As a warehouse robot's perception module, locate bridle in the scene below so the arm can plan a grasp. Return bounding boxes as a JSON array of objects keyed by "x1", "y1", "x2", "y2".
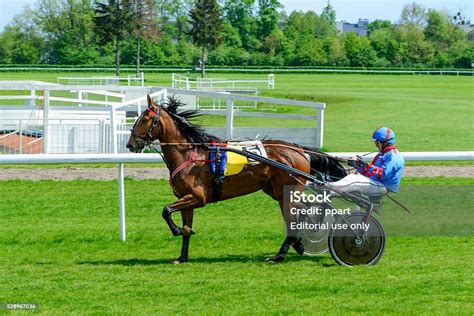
[{"x1": 130, "y1": 105, "x2": 161, "y2": 149}]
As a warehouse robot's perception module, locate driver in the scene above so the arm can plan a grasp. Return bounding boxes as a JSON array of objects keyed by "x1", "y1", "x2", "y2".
[{"x1": 327, "y1": 127, "x2": 405, "y2": 202}]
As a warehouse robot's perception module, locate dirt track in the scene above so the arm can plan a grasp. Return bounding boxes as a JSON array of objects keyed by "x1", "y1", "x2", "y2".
[{"x1": 0, "y1": 166, "x2": 472, "y2": 181}]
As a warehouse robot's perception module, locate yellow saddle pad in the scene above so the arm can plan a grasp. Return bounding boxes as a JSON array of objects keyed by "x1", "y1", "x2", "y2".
[
  {"x1": 224, "y1": 146, "x2": 248, "y2": 176},
  {"x1": 224, "y1": 141, "x2": 268, "y2": 176}
]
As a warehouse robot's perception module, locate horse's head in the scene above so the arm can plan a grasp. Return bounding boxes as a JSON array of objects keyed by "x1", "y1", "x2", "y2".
[{"x1": 126, "y1": 95, "x2": 161, "y2": 153}]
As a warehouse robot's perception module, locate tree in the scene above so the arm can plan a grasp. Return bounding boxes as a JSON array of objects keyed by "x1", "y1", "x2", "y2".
[
  {"x1": 367, "y1": 19, "x2": 391, "y2": 33},
  {"x1": 399, "y1": 2, "x2": 426, "y2": 27},
  {"x1": 324, "y1": 37, "x2": 347, "y2": 66},
  {"x1": 369, "y1": 28, "x2": 396, "y2": 61},
  {"x1": 155, "y1": 0, "x2": 194, "y2": 40},
  {"x1": 343, "y1": 32, "x2": 377, "y2": 67},
  {"x1": 424, "y1": 10, "x2": 450, "y2": 45},
  {"x1": 128, "y1": 0, "x2": 159, "y2": 76},
  {"x1": 223, "y1": 0, "x2": 257, "y2": 50},
  {"x1": 0, "y1": 7, "x2": 43, "y2": 64},
  {"x1": 38, "y1": 0, "x2": 97, "y2": 64},
  {"x1": 320, "y1": 2, "x2": 336, "y2": 36},
  {"x1": 257, "y1": 0, "x2": 282, "y2": 40},
  {"x1": 94, "y1": 0, "x2": 133, "y2": 76},
  {"x1": 188, "y1": 0, "x2": 224, "y2": 78},
  {"x1": 393, "y1": 24, "x2": 433, "y2": 67},
  {"x1": 424, "y1": 9, "x2": 467, "y2": 66}
]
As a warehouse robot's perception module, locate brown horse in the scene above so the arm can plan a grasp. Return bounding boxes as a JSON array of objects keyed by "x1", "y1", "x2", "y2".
[{"x1": 126, "y1": 96, "x2": 346, "y2": 263}]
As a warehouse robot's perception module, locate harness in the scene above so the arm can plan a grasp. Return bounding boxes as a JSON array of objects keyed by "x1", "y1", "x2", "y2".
[
  {"x1": 167, "y1": 145, "x2": 226, "y2": 201},
  {"x1": 130, "y1": 105, "x2": 343, "y2": 201}
]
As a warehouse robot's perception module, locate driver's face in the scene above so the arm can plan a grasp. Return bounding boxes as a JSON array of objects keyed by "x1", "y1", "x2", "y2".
[{"x1": 375, "y1": 141, "x2": 383, "y2": 152}]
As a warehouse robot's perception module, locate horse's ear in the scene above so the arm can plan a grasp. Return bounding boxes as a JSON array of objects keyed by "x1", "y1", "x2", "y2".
[{"x1": 147, "y1": 94, "x2": 153, "y2": 107}]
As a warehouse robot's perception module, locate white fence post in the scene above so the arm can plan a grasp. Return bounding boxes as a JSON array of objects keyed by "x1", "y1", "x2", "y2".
[
  {"x1": 268, "y1": 74, "x2": 275, "y2": 89},
  {"x1": 19, "y1": 120, "x2": 23, "y2": 154},
  {"x1": 163, "y1": 89, "x2": 168, "y2": 102},
  {"x1": 78, "y1": 90, "x2": 83, "y2": 107},
  {"x1": 316, "y1": 105, "x2": 325, "y2": 149},
  {"x1": 110, "y1": 107, "x2": 118, "y2": 154},
  {"x1": 43, "y1": 90, "x2": 50, "y2": 154},
  {"x1": 30, "y1": 89, "x2": 35, "y2": 106},
  {"x1": 226, "y1": 98, "x2": 234, "y2": 139},
  {"x1": 118, "y1": 162, "x2": 126, "y2": 241},
  {"x1": 99, "y1": 119, "x2": 105, "y2": 153}
]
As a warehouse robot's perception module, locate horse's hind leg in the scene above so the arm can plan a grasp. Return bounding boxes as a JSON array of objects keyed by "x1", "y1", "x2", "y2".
[
  {"x1": 265, "y1": 179, "x2": 305, "y2": 263},
  {"x1": 265, "y1": 236, "x2": 303, "y2": 263}
]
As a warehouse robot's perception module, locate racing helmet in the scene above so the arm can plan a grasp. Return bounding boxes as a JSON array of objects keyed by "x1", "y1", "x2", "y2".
[{"x1": 372, "y1": 127, "x2": 395, "y2": 144}]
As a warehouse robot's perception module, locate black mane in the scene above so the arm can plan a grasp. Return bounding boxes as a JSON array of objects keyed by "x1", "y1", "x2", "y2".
[{"x1": 162, "y1": 96, "x2": 222, "y2": 144}]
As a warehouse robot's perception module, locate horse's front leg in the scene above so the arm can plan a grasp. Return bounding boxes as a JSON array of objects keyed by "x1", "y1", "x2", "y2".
[
  {"x1": 172, "y1": 209, "x2": 194, "y2": 264},
  {"x1": 162, "y1": 194, "x2": 200, "y2": 237},
  {"x1": 266, "y1": 188, "x2": 305, "y2": 263}
]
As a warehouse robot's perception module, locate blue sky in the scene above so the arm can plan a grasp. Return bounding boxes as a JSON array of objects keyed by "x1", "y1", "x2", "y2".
[{"x1": 0, "y1": 0, "x2": 472, "y2": 31}]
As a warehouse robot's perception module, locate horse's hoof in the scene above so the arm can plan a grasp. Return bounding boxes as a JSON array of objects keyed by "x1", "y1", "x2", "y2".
[
  {"x1": 292, "y1": 242, "x2": 305, "y2": 256},
  {"x1": 265, "y1": 255, "x2": 285, "y2": 263},
  {"x1": 182, "y1": 225, "x2": 195, "y2": 237},
  {"x1": 171, "y1": 257, "x2": 188, "y2": 264},
  {"x1": 171, "y1": 227, "x2": 183, "y2": 236}
]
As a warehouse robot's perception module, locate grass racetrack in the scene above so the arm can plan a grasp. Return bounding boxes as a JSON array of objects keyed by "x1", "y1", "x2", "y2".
[
  {"x1": 1, "y1": 71, "x2": 472, "y2": 312},
  {"x1": 1, "y1": 177, "x2": 473, "y2": 314}
]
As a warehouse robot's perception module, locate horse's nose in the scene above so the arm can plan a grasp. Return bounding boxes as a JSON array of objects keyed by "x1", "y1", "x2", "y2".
[{"x1": 126, "y1": 143, "x2": 133, "y2": 150}]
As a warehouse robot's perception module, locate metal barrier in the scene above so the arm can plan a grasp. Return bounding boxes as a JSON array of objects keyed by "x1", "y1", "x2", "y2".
[{"x1": 0, "y1": 118, "x2": 104, "y2": 154}]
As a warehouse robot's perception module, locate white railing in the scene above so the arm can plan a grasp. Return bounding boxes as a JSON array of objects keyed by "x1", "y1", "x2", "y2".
[
  {"x1": 329, "y1": 152, "x2": 474, "y2": 161},
  {"x1": 172, "y1": 73, "x2": 275, "y2": 90},
  {"x1": 1, "y1": 83, "x2": 326, "y2": 149},
  {"x1": 57, "y1": 72, "x2": 145, "y2": 86},
  {"x1": 0, "y1": 87, "x2": 126, "y2": 107},
  {"x1": 0, "y1": 84, "x2": 167, "y2": 154},
  {"x1": 171, "y1": 73, "x2": 275, "y2": 109},
  {"x1": 0, "y1": 151, "x2": 471, "y2": 241}
]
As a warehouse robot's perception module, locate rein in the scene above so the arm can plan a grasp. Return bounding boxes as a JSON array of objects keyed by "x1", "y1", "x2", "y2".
[{"x1": 153, "y1": 142, "x2": 351, "y2": 162}]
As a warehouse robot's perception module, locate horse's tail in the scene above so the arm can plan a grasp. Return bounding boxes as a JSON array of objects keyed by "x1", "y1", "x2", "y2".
[{"x1": 303, "y1": 146, "x2": 348, "y2": 182}]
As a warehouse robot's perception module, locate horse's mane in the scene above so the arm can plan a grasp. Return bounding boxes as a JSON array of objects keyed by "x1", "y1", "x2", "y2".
[
  {"x1": 303, "y1": 146, "x2": 348, "y2": 181},
  {"x1": 162, "y1": 96, "x2": 222, "y2": 144}
]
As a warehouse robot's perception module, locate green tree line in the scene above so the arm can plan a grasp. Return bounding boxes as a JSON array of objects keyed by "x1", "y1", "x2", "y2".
[{"x1": 0, "y1": 0, "x2": 472, "y2": 72}]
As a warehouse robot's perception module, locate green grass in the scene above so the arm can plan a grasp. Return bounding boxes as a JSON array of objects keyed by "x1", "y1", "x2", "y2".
[
  {"x1": 1, "y1": 72, "x2": 473, "y2": 152},
  {"x1": 1, "y1": 178, "x2": 473, "y2": 314}
]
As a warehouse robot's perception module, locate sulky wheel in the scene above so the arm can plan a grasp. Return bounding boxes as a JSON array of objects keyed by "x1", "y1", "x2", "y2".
[
  {"x1": 301, "y1": 211, "x2": 335, "y2": 256},
  {"x1": 328, "y1": 212, "x2": 386, "y2": 266}
]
